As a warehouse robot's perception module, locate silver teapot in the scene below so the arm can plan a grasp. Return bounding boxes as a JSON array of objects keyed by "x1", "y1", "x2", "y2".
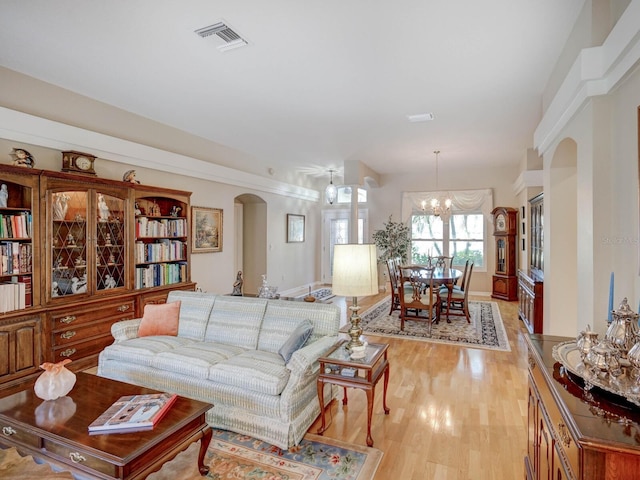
[
  {"x1": 605, "y1": 297, "x2": 640, "y2": 358},
  {"x1": 584, "y1": 340, "x2": 621, "y2": 378}
]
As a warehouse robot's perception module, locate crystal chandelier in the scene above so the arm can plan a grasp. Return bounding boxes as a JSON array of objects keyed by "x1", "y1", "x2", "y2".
[
  {"x1": 427, "y1": 150, "x2": 451, "y2": 219},
  {"x1": 325, "y1": 169, "x2": 337, "y2": 205}
]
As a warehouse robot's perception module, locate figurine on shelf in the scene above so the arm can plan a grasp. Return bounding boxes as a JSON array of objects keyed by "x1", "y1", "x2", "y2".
[
  {"x1": 134, "y1": 202, "x2": 142, "y2": 216},
  {"x1": 74, "y1": 213, "x2": 84, "y2": 222},
  {"x1": 66, "y1": 233, "x2": 75, "y2": 246},
  {"x1": 97, "y1": 193, "x2": 110, "y2": 222},
  {"x1": 11, "y1": 148, "x2": 35, "y2": 168},
  {"x1": 123, "y1": 170, "x2": 140, "y2": 184},
  {"x1": 170, "y1": 206, "x2": 182, "y2": 217},
  {"x1": 109, "y1": 253, "x2": 116, "y2": 264},
  {"x1": 74, "y1": 257, "x2": 86, "y2": 267},
  {"x1": 52, "y1": 282, "x2": 60, "y2": 297},
  {"x1": 53, "y1": 193, "x2": 70, "y2": 221},
  {"x1": 104, "y1": 233, "x2": 112, "y2": 246},
  {"x1": 232, "y1": 271, "x2": 243, "y2": 296},
  {"x1": 104, "y1": 274, "x2": 117, "y2": 289},
  {"x1": 149, "y1": 202, "x2": 161, "y2": 217},
  {"x1": 71, "y1": 274, "x2": 87, "y2": 294},
  {"x1": 0, "y1": 184, "x2": 8, "y2": 208}
]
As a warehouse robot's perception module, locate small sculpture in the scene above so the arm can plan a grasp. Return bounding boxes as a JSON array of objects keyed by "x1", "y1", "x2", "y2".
[
  {"x1": 104, "y1": 274, "x2": 117, "y2": 289},
  {"x1": 123, "y1": 169, "x2": 140, "y2": 184},
  {"x1": 104, "y1": 233, "x2": 112, "y2": 246},
  {"x1": 0, "y1": 184, "x2": 8, "y2": 208},
  {"x1": 71, "y1": 274, "x2": 87, "y2": 294},
  {"x1": 134, "y1": 202, "x2": 142, "y2": 215},
  {"x1": 232, "y1": 271, "x2": 243, "y2": 296},
  {"x1": 97, "y1": 193, "x2": 110, "y2": 222},
  {"x1": 34, "y1": 359, "x2": 76, "y2": 401},
  {"x1": 11, "y1": 148, "x2": 35, "y2": 168},
  {"x1": 66, "y1": 233, "x2": 75, "y2": 246},
  {"x1": 53, "y1": 193, "x2": 70, "y2": 221},
  {"x1": 52, "y1": 281, "x2": 60, "y2": 297},
  {"x1": 170, "y1": 206, "x2": 182, "y2": 217}
]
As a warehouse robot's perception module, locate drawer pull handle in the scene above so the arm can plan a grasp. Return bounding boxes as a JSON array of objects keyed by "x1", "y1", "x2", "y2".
[
  {"x1": 60, "y1": 315, "x2": 76, "y2": 324},
  {"x1": 69, "y1": 452, "x2": 86, "y2": 464},
  {"x1": 60, "y1": 348, "x2": 76, "y2": 358},
  {"x1": 60, "y1": 331, "x2": 76, "y2": 340},
  {"x1": 2, "y1": 426, "x2": 16, "y2": 436},
  {"x1": 117, "y1": 304, "x2": 130, "y2": 312}
]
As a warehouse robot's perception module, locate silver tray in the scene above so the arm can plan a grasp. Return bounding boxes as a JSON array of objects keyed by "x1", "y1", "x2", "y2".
[{"x1": 552, "y1": 341, "x2": 640, "y2": 408}]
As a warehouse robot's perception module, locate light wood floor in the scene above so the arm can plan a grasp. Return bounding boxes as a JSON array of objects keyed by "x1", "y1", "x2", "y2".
[{"x1": 311, "y1": 291, "x2": 528, "y2": 480}]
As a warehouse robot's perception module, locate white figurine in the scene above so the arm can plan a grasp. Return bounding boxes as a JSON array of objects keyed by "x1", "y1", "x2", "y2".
[
  {"x1": 71, "y1": 274, "x2": 87, "y2": 294},
  {"x1": 97, "y1": 193, "x2": 110, "y2": 222},
  {"x1": 104, "y1": 274, "x2": 117, "y2": 289},
  {"x1": 0, "y1": 184, "x2": 8, "y2": 208}
]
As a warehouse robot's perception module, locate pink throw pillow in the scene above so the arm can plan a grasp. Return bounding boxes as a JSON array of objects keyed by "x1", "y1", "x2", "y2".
[{"x1": 138, "y1": 301, "x2": 181, "y2": 337}]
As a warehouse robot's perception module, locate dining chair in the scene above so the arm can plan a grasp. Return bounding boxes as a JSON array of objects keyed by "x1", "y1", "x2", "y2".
[
  {"x1": 430, "y1": 255, "x2": 454, "y2": 269},
  {"x1": 440, "y1": 261, "x2": 474, "y2": 323},
  {"x1": 398, "y1": 265, "x2": 440, "y2": 333},
  {"x1": 439, "y1": 260, "x2": 469, "y2": 297},
  {"x1": 386, "y1": 258, "x2": 401, "y2": 314}
]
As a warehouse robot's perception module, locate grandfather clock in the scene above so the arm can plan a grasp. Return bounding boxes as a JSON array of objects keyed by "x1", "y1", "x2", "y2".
[{"x1": 491, "y1": 207, "x2": 518, "y2": 301}]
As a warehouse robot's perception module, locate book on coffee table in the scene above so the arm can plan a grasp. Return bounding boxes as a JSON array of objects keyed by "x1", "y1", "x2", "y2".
[{"x1": 88, "y1": 392, "x2": 177, "y2": 434}]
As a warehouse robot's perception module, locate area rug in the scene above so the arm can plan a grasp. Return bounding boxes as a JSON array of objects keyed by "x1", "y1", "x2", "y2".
[
  {"x1": 149, "y1": 429, "x2": 382, "y2": 480},
  {"x1": 348, "y1": 296, "x2": 511, "y2": 352},
  {"x1": 3, "y1": 428, "x2": 382, "y2": 480},
  {"x1": 295, "y1": 288, "x2": 334, "y2": 302}
]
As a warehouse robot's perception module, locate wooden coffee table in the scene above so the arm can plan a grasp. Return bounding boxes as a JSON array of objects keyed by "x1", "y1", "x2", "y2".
[{"x1": 0, "y1": 372, "x2": 212, "y2": 479}]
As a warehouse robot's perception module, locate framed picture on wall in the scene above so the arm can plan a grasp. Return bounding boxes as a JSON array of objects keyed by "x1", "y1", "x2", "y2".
[
  {"x1": 192, "y1": 206, "x2": 223, "y2": 253},
  {"x1": 287, "y1": 214, "x2": 305, "y2": 243}
]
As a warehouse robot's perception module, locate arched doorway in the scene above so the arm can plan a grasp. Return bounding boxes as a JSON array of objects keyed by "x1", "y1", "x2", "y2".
[{"x1": 234, "y1": 194, "x2": 267, "y2": 295}]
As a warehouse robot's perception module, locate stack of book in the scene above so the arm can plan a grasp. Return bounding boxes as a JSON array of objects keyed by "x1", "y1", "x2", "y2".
[{"x1": 88, "y1": 392, "x2": 177, "y2": 434}]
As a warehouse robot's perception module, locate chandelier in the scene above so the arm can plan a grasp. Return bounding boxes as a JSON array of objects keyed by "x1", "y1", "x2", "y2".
[
  {"x1": 325, "y1": 169, "x2": 338, "y2": 205},
  {"x1": 425, "y1": 150, "x2": 451, "y2": 219}
]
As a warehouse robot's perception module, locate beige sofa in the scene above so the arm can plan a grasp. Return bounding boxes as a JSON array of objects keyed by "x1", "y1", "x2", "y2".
[{"x1": 97, "y1": 290, "x2": 341, "y2": 449}]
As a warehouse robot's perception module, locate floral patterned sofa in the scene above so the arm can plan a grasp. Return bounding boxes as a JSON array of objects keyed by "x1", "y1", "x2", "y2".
[{"x1": 97, "y1": 290, "x2": 340, "y2": 449}]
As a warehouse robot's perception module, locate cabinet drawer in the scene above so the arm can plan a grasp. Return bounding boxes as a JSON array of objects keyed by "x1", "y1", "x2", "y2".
[
  {"x1": 44, "y1": 438, "x2": 117, "y2": 477},
  {"x1": 52, "y1": 316, "x2": 133, "y2": 347},
  {"x1": 0, "y1": 419, "x2": 41, "y2": 449},
  {"x1": 53, "y1": 335, "x2": 114, "y2": 362},
  {"x1": 51, "y1": 300, "x2": 135, "y2": 328},
  {"x1": 531, "y1": 364, "x2": 579, "y2": 475}
]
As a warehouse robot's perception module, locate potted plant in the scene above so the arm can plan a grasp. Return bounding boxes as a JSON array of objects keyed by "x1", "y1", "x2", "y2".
[{"x1": 372, "y1": 215, "x2": 411, "y2": 264}]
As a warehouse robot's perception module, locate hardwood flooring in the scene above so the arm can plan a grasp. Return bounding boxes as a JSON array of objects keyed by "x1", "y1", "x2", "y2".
[{"x1": 312, "y1": 292, "x2": 529, "y2": 480}]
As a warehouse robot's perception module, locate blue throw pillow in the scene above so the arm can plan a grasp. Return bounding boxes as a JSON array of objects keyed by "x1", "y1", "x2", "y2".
[{"x1": 278, "y1": 319, "x2": 314, "y2": 363}]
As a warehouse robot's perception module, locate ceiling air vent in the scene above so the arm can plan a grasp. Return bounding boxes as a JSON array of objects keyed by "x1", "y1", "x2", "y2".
[{"x1": 194, "y1": 22, "x2": 248, "y2": 52}]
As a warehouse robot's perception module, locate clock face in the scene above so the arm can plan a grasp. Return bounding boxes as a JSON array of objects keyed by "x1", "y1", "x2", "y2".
[
  {"x1": 496, "y1": 214, "x2": 506, "y2": 231},
  {"x1": 76, "y1": 156, "x2": 92, "y2": 170}
]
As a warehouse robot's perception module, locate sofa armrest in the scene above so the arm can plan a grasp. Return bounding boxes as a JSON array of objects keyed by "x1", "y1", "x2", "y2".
[
  {"x1": 111, "y1": 318, "x2": 142, "y2": 342},
  {"x1": 287, "y1": 335, "x2": 340, "y2": 375}
]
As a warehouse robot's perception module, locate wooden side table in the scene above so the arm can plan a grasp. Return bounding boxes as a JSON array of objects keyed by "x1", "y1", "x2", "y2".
[{"x1": 316, "y1": 340, "x2": 390, "y2": 447}]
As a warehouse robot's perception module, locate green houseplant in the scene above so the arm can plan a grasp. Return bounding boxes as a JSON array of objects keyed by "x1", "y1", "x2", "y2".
[{"x1": 372, "y1": 215, "x2": 411, "y2": 264}]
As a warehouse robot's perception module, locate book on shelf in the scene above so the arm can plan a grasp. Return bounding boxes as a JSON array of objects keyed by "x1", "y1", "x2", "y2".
[{"x1": 88, "y1": 392, "x2": 177, "y2": 434}]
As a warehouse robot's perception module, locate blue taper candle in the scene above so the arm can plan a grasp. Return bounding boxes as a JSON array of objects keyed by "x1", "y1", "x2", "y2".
[{"x1": 608, "y1": 272, "x2": 614, "y2": 322}]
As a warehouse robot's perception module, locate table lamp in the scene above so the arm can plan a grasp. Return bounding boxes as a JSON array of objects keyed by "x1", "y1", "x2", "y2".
[{"x1": 332, "y1": 244, "x2": 378, "y2": 351}]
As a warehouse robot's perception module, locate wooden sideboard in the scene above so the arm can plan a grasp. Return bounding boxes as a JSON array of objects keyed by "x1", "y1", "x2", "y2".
[
  {"x1": 525, "y1": 335, "x2": 640, "y2": 480},
  {"x1": 518, "y1": 269, "x2": 543, "y2": 333}
]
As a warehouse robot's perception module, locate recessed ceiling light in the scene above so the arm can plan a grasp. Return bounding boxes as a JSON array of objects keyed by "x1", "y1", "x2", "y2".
[{"x1": 407, "y1": 113, "x2": 435, "y2": 122}]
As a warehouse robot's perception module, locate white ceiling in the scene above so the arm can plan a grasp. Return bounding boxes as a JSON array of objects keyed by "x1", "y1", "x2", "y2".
[{"x1": 0, "y1": 0, "x2": 584, "y2": 179}]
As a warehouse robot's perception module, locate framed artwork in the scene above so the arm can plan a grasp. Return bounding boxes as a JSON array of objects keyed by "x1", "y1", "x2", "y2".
[
  {"x1": 192, "y1": 206, "x2": 223, "y2": 253},
  {"x1": 287, "y1": 214, "x2": 305, "y2": 243}
]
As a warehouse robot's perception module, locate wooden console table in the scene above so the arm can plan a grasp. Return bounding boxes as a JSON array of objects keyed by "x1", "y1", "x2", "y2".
[
  {"x1": 526, "y1": 334, "x2": 640, "y2": 480},
  {"x1": 316, "y1": 340, "x2": 389, "y2": 447}
]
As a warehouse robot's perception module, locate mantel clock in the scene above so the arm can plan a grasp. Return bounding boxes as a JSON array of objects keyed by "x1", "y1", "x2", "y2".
[{"x1": 61, "y1": 151, "x2": 97, "y2": 176}]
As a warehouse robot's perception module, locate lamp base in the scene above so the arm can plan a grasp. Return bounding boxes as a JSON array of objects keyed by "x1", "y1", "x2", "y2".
[{"x1": 345, "y1": 300, "x2": 364, "y2": 351}]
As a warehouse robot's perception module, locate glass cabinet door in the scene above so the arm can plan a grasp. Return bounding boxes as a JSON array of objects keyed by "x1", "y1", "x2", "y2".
[
  {"x1": 96, "y1": 191, "x2": 126, "y2": 291},
  {"x1": 48, "y1": 185, "x2": 129, "y2": 301},
  {"x1": 51, "y1": 190, "x2": 88, "y2": 297}
]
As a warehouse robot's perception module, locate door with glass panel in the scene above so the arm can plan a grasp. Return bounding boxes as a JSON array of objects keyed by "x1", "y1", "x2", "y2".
[{"x1": 322, "y1": 209, "x2": 367, "y2": 283}]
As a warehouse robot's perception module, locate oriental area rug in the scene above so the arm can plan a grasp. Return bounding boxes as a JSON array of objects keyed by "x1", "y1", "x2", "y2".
[
  {"x1": 349, "y1": 297, "x2": 511, "y2": 352},
  {"x1": 1, "y1": 429, "x2": 382, "y2": 480}
]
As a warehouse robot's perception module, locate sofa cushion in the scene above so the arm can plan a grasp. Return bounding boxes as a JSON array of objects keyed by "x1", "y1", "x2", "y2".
[
  {"x1": 100, "y1": 336, "x2": 195, "y2": 367},
  {"x1": 278, "y1": 319, "x2": 314, "y2": 362},
  {"x1": 166, "y1": 291, "x2": 217, "y2": 341},
  {"x1": 204, "y1": 296, "x2": 267, "y2": 349},
  {"x1": 138, "y1": 301, "x2": 181, "y2": 337},
  {"x1": 151, "y1": 343, "x2": 247, "y2": 379},
  {"x1": 257, "y1": 301, "x2": 317, "y2": 353},
  {"x1": 208, "y1": 350, "x2": 290, "y2": 396}
]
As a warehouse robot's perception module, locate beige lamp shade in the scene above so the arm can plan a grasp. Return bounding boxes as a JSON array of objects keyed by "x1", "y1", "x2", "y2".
[{"x1": 332, "y1": 244, "x2": 378, "y2": 297}]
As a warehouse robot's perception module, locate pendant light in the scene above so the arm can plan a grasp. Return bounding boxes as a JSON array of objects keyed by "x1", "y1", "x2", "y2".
[{"x1": 325, "y1": 169, "x2": 337, "y2": 205}]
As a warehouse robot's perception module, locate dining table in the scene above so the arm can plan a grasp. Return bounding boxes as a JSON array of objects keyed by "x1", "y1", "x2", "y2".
[{"x1": 401, "y1": 265, "x2": 464, "y2": 321}]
